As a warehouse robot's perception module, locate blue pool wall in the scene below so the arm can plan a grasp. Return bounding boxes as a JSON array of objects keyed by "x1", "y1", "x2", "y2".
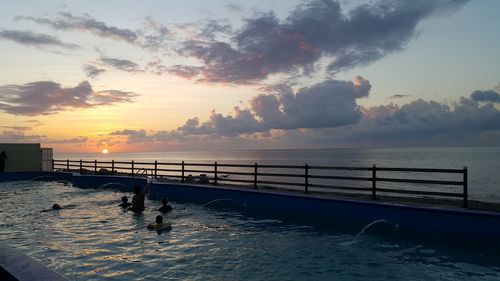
[
  {"x1": 149, "y1": 182, "x2": 500, "y2": 242},
  {"x1": 2, "y1": 171, "x2": 500, "y2": 242}
]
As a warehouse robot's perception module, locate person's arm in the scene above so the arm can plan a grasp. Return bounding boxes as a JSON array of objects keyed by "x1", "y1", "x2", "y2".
[{"x1": 139, "y1": 182, "x2": 151, "y2": 196}]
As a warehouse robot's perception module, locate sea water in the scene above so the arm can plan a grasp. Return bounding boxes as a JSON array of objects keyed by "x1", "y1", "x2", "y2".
[
  {"x1": 58, "y1": 147, "x2": 500, "y2": 203},
  {"x1": 1, "y1": 180, "x2": 499, "y2": 280}
]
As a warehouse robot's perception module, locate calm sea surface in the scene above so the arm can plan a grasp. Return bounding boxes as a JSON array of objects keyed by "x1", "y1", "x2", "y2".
[{"x1": 57, "y1": 147, "x2": 500, "y2": 203}]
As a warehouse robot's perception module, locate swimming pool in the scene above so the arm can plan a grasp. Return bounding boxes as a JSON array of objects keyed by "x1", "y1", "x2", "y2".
[{"x1": 1, "y1": 180, "x2": 499, "y2": 280}]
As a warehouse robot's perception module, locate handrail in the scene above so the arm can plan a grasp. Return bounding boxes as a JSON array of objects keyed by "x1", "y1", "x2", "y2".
[{"x1": 52, "y1": 159, "x2": 469, "y2": 207}]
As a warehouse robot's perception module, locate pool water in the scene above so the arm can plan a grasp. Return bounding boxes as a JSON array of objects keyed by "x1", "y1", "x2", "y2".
[{"x1": 1, "y1": 181, "x2": 499, "y2": 280}]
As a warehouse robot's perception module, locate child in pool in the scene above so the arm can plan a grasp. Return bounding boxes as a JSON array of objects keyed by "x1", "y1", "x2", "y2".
[
  {"x1": 158, "y1": 198, "x2": 173, "y2": 213},
  {"x1": 41, "y1": 203, "x2": 62, "y2": 212},
  {"x1": 128, "y1": 184, "x2": 148, "y2": 213},
  {"x1": 119, "y1": 196, "x2": 132, "y2": 208},
  {"x1": 147, "y1": 215, "x2": 170, "y2": 231}
]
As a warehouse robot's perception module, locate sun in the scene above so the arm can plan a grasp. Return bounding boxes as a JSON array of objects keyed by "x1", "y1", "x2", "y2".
[{"x1": 102, "y1": 148, "x2": 109, "y2": 154}]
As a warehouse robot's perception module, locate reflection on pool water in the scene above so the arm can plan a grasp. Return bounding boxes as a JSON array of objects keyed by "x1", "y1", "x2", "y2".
[{"x1": 0, "y1": 181, "x2": 499, "y2": 280}]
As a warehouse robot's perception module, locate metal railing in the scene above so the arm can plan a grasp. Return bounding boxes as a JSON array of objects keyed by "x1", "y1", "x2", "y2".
[{"x1": 52, "y1": 159, "x2": 469, "y2": 207}]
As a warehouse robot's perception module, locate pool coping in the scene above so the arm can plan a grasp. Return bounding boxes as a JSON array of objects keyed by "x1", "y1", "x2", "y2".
[
  {"x1": 151, "y1": 180, "x2": 500, "y2": 218},
  {"x1": 0, "y1": 243, "x2": 69, "y2": 281}
]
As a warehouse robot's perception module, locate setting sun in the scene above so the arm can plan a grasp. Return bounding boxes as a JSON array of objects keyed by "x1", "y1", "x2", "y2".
[{"x1": 102, "y1": 148, "x2": 109, "y2": 154}]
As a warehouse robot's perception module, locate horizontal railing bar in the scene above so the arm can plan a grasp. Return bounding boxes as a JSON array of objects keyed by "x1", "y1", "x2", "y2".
[
  {"x1": 308, "y1": 183, "x2": 372, "y2": 192},
  {"x1": 156, "y1": 162, "x2": 182, "y2": 166},
  {"x1": 131, "y1": 162, "x2": 155, "y2": 165},
  {"x1": 376, "y1": 177, "x2": 463, "y2": 186},
  {"x1": 217, "y1": 171, "x2": 255, "y2": 176},
  {"x1": 257, "y1": 172, "x2": 304, "y2": 178},
  {"x1": 183, "y1": 169, "x2": 214, "y2": 174},
  {"x1": 258, "y1": 164, "x2": 305, "y2": 169},
  {"x1": 308, "y1": 175, "x2": 372, "y2": 181},
  {"x1": 309, "y1": 166, "x2": 373, "y2": 171},
  {"x1": 183, "y1": 163, "x2": 214, "y2": 167},
  {"x1": 257, "y1": 180, "x2": 305, "y2": 187},
  {"x1": 375, "y1": 167, "x2": 464, "y2": 173},
  {"x1": 217, "y1": 163, "x2": 255, "y2": 168},
  {"x1": 375, "y1": 188, "x2": 463, "y2": 197},
  {"x1": 156, "y1": 168, "x2": 182, "y2": 172}
]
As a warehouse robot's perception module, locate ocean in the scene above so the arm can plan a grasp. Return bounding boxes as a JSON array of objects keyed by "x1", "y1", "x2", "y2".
[{"x1": 56, "y1": 147, "x2": 500, "y2": 203}]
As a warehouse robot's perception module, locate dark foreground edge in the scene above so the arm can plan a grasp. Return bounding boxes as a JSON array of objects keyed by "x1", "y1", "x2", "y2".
[{"x1": 0, "y1": 243, "x2": 69, "y2": 281}]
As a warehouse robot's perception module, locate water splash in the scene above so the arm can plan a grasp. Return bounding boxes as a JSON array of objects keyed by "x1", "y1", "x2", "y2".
[
  {"x1": 202, "y1": 198, "x2": 246, "y2": 208},
  {"x1": 341, "y1": 219, "x2": 399, "y2": 246}
]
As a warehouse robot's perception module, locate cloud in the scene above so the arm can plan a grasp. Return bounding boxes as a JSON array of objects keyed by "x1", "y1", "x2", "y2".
[
  {"x1": 136, "y1": 18, "x2": 170, "y2": 50},
  {"x1": 99, "y1": 55, "x2": 143, "y2": 73},
  {"x1": 0, "y1": 29, "x2": 80, "y2": 49},
  {"x1": 131, "y1": 76, "x2": 370, "y2": 138},
  {"x1": 470, "y1": 90, "x2": 500, "y2": 103},
  {"x1": 46, "y1": 136, "x2": 88, "y2": 144},
  {"x1": 0, "y1": 126, "x2": 32, "y2": 131},
  {"x1": 111, "y1": 80, "x2": 500, "y2": 148},
  {"x1": 0, "y1": 130, "x2": 45, "y2": 142},
  {"x1": 389, "y1": 94, "x2": 410, "y2": 99},
  {"x1": 15, "y1": 12, "x2": 138, "y2": 43},
  {"x1": 83, "y1": 64, "x2": 106, "y2": 78},
  {"x1": 174, "y1": 0, "x2": 468, "y2": 84},
  {"x1": 0, "y1": 80, "x2": 138, "y2": 115}
]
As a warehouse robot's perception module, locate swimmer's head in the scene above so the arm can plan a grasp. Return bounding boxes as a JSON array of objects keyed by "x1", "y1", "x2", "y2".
[
  {"x1": 52, "y1": 204, "x2": 61, "y2": 210},
  {"x1": 161, "y1": 198, "x2": 168, "y2": 205},
  {"x1": 121, "y1": 196, "x2": 128, "y2": 203},
  {"x1": 133, "y1": 185, "x2": 141, "y2": 194},
  {"x1": 155, "y1": 215, "x2": 163, "y2": 224}
]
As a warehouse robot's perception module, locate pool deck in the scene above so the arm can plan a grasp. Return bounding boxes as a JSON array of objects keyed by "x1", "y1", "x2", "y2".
[{"x1": 0, "y1": 244, "x2": 69, "y2": 281}]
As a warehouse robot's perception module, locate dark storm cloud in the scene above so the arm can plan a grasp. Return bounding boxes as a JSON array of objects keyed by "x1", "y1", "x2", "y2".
[
  {"x1": 176, "y1": 0, "x2": 469, "y2": 84},
  {"x1": 470, "y1": 90, "x2": 500, "y2": 103},
  {"x1": 0, "y1": 81, "x2": 138, "y2": 116},
  {"x1": 83, "y1": 64, "x2": 106, "y2": 78},
  {"x1": 0, "y1": 29, "x2": 80, "y2": 49},
  {"x1": 15, "y1": 12, "x2": 138, "y2": 43}
]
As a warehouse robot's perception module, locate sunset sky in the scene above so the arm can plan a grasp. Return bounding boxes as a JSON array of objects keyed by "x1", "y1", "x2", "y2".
[{"x1": 1, "y1": 0, "x2": 499, "y2": 153}]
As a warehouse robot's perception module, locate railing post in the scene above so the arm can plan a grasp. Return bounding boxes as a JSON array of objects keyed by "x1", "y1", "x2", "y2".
[
  {"x1": 305, "y1": 164, "x2": 309, "y2": 194},
  {"x1": 214, "y1": 162, "x2": 218, "y2": 185},
  {"x1": 79, "y1": 159, "x2": 82, "y2": 174},
  {"x1": 254, "y1": 163, "x2": 258, "y2": 189},
  {"x1": 66, "y1": 159, "x2": 69, "y2": 171},
  {"x1": 463, "y1": 166, "x2": 468, "y2": 208},
  {"x1": 94, "y1": 159, "x2": 97, "y2": 175},
  {"x1": 154, "y1": 160, "x2": 158, "y2": 179},
  {"x1": 131, "y1": 160, "x2": 134, "y2": 176},
  {"x1": 111, "y1": 160, "x2": 115, "y2": 175},
  {"x1": 181, "y1": 161, "x2": 185, "y2": 183},
  {"x1": 51, "y1": 159, "x2": 55, "y2": 171},
  {"x1": 372, "y1": 165, "x2": 377, "y2": 200}
]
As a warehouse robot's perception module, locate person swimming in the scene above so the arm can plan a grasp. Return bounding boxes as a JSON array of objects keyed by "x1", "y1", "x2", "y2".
[
  {"x1": 147, "y1": 215, "x2": 171, "y2": 231},
  {"x1": 158, "y1": 198, "x2": 173, "y2": 213},
  {"x1": 41, "y1": 203, "x2": 62, "y2": 212},
  {"x1": 119, "y1": 196, "x2": 132, "y2": 208},
  {"x1": 128, "y1": 185, "x2": 147, "y2": 213}
]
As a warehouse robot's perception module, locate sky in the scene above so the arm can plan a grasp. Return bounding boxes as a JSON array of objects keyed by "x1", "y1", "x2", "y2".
[{"x1": 0, "y1": 0, "x2": 499, "y2": 153}]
